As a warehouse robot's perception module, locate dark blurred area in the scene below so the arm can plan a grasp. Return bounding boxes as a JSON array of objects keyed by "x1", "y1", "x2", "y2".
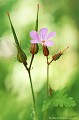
[{"x1": 0, "y1": 0, "x2": 79, "y2": 120}]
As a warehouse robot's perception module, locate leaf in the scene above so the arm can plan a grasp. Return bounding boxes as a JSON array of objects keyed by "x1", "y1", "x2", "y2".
[
  {"x1": 35, "y1": 4, "x2": 39, "y2": 31},
  {"x1": 7, "y1": 12, "x2": 20, "y2": 49},
  {"x1": 52, "y1": 94, "x2": 76, "y2": 107},
  {"x1": 63, "y1": 97, "x2": 76, "y2": 107},
  {"x1": 42, "y1": 89, "x2": 76, "y2": 111}
]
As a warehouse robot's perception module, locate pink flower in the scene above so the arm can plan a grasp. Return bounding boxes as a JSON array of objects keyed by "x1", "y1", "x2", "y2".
[{"x1": 30, "y1": 28, "x2": 56, "y2": 46}]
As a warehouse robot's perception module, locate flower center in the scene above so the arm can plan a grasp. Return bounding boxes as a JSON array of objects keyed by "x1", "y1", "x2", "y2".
[{"x1": 42, "y1": 40, "x2": 45, "y2": 43}]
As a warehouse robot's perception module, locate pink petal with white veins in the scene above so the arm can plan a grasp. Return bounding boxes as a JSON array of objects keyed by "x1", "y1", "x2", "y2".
[
  {"x1": 45, "y1": 40, "x2": 54, "y2": 46},
  {"x1": 31, "y1": 39, "x2": 41, "y2": 43},
  {"x1": 46, "y1": 32, "x2": 56, "y2": 40},
  {"x1": 39, "y1": 28, "x2": 48, "y2": 40},
  {"x1": 30, "y1": 30, "x2": 39, "y2": 40}
]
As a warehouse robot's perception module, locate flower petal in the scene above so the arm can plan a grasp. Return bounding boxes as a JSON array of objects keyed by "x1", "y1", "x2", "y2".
[
  {"x1": 39, "y1": 28, "x2": 48, "y2": 40},
  {"x1": 46, "y1": 32, "x2": 56, "y2": 40},
  {"x1": 31, "y1": 39, "x2": 41, "y2": 43},
  {"x1": 30, "y1": 30, "x2": 39, "y2": 40},
  {"x1": 45, "y1": 40, "x2": 54, "y2": 46}
]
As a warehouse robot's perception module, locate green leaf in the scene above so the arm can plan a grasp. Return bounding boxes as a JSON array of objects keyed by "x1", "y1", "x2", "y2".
[
  {"x1": 7, "y1": 12, "x2": 20, "y2": 49},
  {"x1": 35, "y1": 4, "x2": 39, "y2": 31},
  {"x1": 52, "y1": 93, "x2": 76, "y2": 107},
  {"x1": 42, "y1": 89, "x2": 76, "y2": 111}
]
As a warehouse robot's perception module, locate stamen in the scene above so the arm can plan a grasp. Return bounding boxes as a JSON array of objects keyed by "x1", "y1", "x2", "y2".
[{"x1": 42, "y1": 40, "x2": 45, "y2": 43}]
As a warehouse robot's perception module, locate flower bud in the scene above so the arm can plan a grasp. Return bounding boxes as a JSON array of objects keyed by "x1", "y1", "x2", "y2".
[
  {"x1": 43, "y1": 45, "x2": 49, "y2": 56},
  {"x1": 17, "y1": 48, "x2": 27, "y2": 64},
  {"x1": 30, "y1": 43, "x2": 39, "y2": 54},
  {"x1": 52, "y1": 46, "x2": 69, "y2": 61},
  {"x1": 52, "y1": 52, "x2": 62, "y2": 61}
]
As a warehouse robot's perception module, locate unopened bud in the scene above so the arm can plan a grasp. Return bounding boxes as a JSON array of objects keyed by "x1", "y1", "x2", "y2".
[
  {"x1": 52, "y1": 52, "x2": 62, "y2": 61},
  {"x1": 17, "y1": 48, "x2": 27, "y2": 64},
  {"x1": 43, "y1": 45, "x2": 49, "y2": 56},
  {"x1": 52, "y1": 46, "x2": 69, "y2": 61},
  {"x1": 30, "y1": 43, "x2": 39, "y2": 54}
]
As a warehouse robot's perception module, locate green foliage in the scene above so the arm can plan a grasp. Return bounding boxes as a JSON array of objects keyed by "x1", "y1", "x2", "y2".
[{"x1": 42, "y1": 89, "x2": 76, "y2": 111}]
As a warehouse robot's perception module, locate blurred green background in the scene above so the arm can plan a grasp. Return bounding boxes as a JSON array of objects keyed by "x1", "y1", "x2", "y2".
[{"x1": 0, "y1": 0, "x2": 79, "y2": 120}]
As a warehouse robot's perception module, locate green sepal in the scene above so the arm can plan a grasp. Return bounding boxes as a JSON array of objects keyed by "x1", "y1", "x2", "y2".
[{"x1": 17, "y1": 48, "x2": 27, "y2": 64}]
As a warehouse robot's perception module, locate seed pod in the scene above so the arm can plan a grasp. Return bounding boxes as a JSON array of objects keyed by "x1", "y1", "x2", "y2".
[
  {"x1": 30, "y1": 43, "x2": 39, "y2": 54},
  {"x1": 43, "y1": 45, "x2": 49, "y2": 56},
  {"x1": 17, "y1": 48, "x2": 27, "y2": 64}
]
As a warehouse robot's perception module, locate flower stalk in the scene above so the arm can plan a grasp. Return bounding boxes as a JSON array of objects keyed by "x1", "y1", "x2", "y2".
[
  {"x1": 46, "y1": 46, "x2": 69, "y2": 96},
  {"x1": 47, "y1": 56, "x2": 49, "y2": 96},
  {"x1": 27, "y1": 4, "x2": 39, "y2": 120},
  {"x1": 28, "y1": 70, "x2": 37, "y2": 120},
  {"x1": 26, "y1": 4, "x2": 39, "y2": 120},
  {"x1": 23, "y1": 61, "x2": 37, "y2": 120}
]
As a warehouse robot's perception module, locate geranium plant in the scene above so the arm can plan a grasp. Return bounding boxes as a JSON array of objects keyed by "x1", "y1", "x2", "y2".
[{"x1": 7, "y1": 4, "x2": 76, "y2": 120}]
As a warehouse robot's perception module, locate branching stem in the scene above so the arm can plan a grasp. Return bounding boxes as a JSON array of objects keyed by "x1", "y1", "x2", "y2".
[{"x1": 23, "y1": 54, "x2": 37, "y2": 120}]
